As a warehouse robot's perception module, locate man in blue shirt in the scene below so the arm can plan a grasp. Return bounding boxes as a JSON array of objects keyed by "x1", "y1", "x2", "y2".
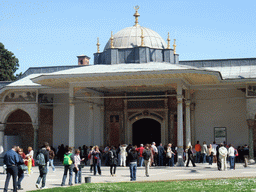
[{"x1": 4, "y1": 145, "x2": 20, "y2": 192}]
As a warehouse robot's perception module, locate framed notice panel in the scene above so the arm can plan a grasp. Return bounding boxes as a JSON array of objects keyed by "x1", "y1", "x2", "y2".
[{"x1": 214, "y1": 127, "x2": 227, "y2": 144}]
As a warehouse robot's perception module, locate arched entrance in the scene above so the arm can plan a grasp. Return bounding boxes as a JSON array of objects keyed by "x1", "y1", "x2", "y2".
[
  {"x1": 5, "y1": 109, "x2": 34, "y2": 154},
  {"x1": 132, "y1": 118, "x2": 161, "y2": 146}
]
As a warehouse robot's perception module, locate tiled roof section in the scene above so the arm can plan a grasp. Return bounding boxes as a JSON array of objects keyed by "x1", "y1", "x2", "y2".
[
  {"x1": 21, "y1": 65, "x2": 83, "y2": 78},
  {"x1": 180, "y1": 58, "x2": 256, "y2": 79},
  {"x1": 0, "y1": 81, "x2": 12, "y2": 89},
  {"x1": 6, "y1": 74, "x2": 42, "y2": 87}
]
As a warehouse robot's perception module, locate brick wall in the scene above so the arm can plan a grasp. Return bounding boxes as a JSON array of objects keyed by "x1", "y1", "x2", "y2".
[{"x1": 38, "y1": 107, "x2": 53, "y2": 148}]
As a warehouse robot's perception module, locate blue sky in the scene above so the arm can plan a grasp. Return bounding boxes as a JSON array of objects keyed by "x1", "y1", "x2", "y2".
[{"x1": 1, "y1": 0, "x2": 256, "y2": 74}]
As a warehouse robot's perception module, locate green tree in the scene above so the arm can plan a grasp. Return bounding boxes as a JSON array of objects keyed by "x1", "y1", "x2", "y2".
[{"x1": 0, "y1": 42, "x2": 20, "y2": 81}]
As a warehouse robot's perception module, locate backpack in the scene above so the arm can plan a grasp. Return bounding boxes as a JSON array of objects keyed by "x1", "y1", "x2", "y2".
[
  {"x1": 143, "y1": 150, "x2": 151, "y2": 160},
  {"x1": 109, "y1": 151, "x2": 114, "y2": 159},
  {"x1": 36, "y1": 152, "x2": 45, "y2": 166},
  {"x1": 63, "y1": 153, "x2": 72, "y2": 165}
]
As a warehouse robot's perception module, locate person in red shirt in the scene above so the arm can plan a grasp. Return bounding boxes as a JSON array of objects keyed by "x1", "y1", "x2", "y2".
[
  {"x1": 194, "y1": 141, "x2": 201, "y2": 163},
  {"x1": 136, "y1": 144, "x2": 145, "y2": 167}
]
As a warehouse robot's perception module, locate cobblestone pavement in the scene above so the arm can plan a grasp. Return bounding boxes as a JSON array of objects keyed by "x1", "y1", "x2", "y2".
[{"x1": 0, "y1": 163, "x2": 256, "y2": 191}]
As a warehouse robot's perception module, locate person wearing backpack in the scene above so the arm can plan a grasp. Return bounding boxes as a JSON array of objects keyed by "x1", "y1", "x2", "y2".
[
  {"x1": 35, "y1": 142, "x2": 50, "y2": 189},
  {"x1": 142, "y1": 144, "x2": 151, "y2": 177},
  {"x1": 61, "y1": 147, "x2": 74, "y2": 186},
  {"x1": 108, "y1": 146, "x2": 118, "y2": 177}
]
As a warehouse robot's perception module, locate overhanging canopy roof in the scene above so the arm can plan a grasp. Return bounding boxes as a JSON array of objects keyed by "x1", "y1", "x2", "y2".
[{"x1": 31, "y1": 63, "x2": 223, "y2": 88}]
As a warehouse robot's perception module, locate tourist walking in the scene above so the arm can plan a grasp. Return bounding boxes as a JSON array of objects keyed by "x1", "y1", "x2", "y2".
[
  {"x1": 243, "y1": 144, "x2": 249, "y2": 167},
  {"x1": 212, "y1": 141, "x2": 218, "y2": 163},
  {"x1": 152, "y1": 142, "x2": 158, "y2": 166},
  {"x1": 61, "y1": 147, "x2": 74, "y2": 186},
  {"x1": 4, "y1": 145, "x2": 20, "y2": 192},
  {"x1": 74, "y1": 149, "x2": 84, "y2": 184},
  {"x1": 208, "y1": 144, "x2": 213, "y2": 165},
  {"x1": 48, "y1": 146, "x2": 55, "y2": 172},
  {"x1": 128, "y1": 147, "x2": 138, "y2": 181},
  {"x1": 92, "y1": 145, "x2": 102, "y2": 175},
  {"x1": 35, "y1": 142, "x2": 50, "y2": 189},
  {"x1": 201, "y1": 141, "x2": 207, "y2": 163},
  {"x1": 218, "y1": 143, "x2": 228, "y2": 171},
  {"x1": 142, "y1": 144, "x2": 151, "y2": 177},
  {"x1": 17, "y1": 148, "x2": 26, "y2": 190},
  {"x1": 228, "y1": 144, "x2": 235, "y2": 170},
  {"x1": 167, "y1": 143, "x2": 175, "y2": 167},
  {"x1": 136, "y1": 144, "x2": 144, "y2": 167},
  {"x1": 186, "y1": 145, "x2": 196, "y2": 167},
  {"x1": 108, "y1": 146, "x2": 118, "y2": 176},
  {"x1": 88, "y1": 146, "x2": 94, "y2": 173},
  {"x1": 195, "y1": 141, "x2": 201, "y2": 163}
]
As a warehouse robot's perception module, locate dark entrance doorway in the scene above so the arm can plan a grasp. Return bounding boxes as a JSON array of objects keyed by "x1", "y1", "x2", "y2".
[{"x1": 132, "y1": 118, "x2": 161, "y2": 146}]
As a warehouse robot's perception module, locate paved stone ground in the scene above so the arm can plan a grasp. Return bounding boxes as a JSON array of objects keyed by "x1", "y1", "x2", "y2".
[{"x1": 0, "y1": 163, "x2": 256, "y2": 191}]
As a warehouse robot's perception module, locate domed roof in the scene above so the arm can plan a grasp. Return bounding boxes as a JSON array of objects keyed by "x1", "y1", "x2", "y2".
[{"x1": 104, "y1": 25, "x2": 167, "y2": 51}]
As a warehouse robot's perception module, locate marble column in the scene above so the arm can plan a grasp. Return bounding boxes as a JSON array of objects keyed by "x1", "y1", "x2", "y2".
[
  {"x1": 190, "y1": 103, "x2": 196, "y2": 145},
  {"x1": 33, "y1": 124, "x2": 39, "y2": 153},
  {"x1": 185, "y1": 100, "x2": 191, "y2": 149},
  {"x1": 124, "y1": 99, "x2": 128, "y2": 144},
  {"x1": 169, "y1": 113, "x2": 175, "y2": 143},
  {"x1": 69, "y1": 98, "x2": 75, "y2": 149},
  {"x1": 176, "y1": 84, "x2": 184, "y2": 166},
  {"x1": 89, "y1": 104, "x2": 94, "y2": 145},
  {"x1": 0, "y1": 124, "x2": 4, "y2": 158},
  {"x1": 247, "y1": 119, "x2": 255, "y2": 161}
]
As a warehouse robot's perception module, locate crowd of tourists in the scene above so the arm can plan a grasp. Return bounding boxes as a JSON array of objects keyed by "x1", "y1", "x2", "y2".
[{"x1": 2, "y1": 141, "x2": 251, "y2": 191}]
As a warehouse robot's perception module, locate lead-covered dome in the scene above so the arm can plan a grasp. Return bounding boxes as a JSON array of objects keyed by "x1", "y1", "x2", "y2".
[{"x1": 104, "y1": 25, "x2": 167, "y2": 51}]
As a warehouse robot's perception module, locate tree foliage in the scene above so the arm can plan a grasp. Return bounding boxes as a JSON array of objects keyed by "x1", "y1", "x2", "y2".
[{"x1": 0, "y1": 42, "x2": 20, "y2": 81}]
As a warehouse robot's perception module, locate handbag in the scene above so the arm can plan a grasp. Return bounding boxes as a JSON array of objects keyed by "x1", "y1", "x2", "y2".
[
  {"x1": 167, "y1": 152, "x2": 172, "y2": 158},
  {"x1": 19, "y1": 164, "x2": 28, "y2": 171},
  {"x1": 73, "y1": 167, "x2": 78, "y2": 173}
]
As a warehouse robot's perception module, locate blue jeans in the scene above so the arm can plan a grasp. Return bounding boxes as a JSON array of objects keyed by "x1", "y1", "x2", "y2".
[
  {"x1": 158, "y1": 155, "x2": 164, "y2": 166},
  {"x1": 202, "y1": 153, "x2": 206, "y2": 163},
  {"x1": 138, "y1": 157, "x2": 144, "y2": 167},
  {"x1": 61, "y1": 165, "x2": 73, "y2": 185},
  {"x1": 74, "y1": 166, "x2": 82, "y2": 184},
  {"x1": 196, "y1": 152, "x2": 201, "y2": 163},
  {"x1": 169, "y1": 154, "x2": 174, "y2": 167},
  {"x1": 36, "y1": 165, "x2": 47, "y2": 188},
  {"x1": 17, "y1": 170, "x2": 24, "y2": 189},
  {"x1": 4, "y1": 165, "x2": 18, "y2": 192},
  {"x1": 93, "y1": 161, "x2": 101, "y2": 175},
  {"x1": 208, "y1": 156, "x2": 213, "y2": 165},
  {"x1": 229, "y1": 156, "x2": 235, "y2": 169},
  {"x1": 129, "y1": 162, "x2": 137, "y2": 181},
  {"x1": 49, "y1": 159, "x2": 55, "y2": 172}
]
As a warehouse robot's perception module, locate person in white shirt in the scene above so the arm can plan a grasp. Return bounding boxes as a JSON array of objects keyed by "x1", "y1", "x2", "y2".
[
  {"x1": 212, "y1": 141, "x2": 218, "y2": 163},
  {"x1": 201, "y1": 141, "x2": 207, "y2": 163},
  {"x1": 74, "y1": 149, "x2": 84, "y2": 184},
  {"x1": 119, "y1": 144, "x2": 127, "y2": 167},
  {"x1": 152, "y1": 142, "x2": 158, "y2": 166},
  {"x1": 219, "y1": 143, "x2": 228, "y2": 171},
  {"x1": 228, "y1": 144, "x2": 235, "y2": 170}
]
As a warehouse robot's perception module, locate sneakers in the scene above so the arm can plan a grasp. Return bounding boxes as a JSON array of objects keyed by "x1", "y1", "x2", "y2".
[
  {"x1": 41, "y1": 186, "x2": 48, "y2": 189},
  {"x1": 35, "y1": 183, "x2": 40, "y2": 189}
]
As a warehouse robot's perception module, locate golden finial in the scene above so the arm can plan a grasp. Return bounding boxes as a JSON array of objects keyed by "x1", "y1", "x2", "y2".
[
  {"x1": 141, "y1": 28, "x2": 144, "y2": 47},
  {"x1": 110, "y1": 31, "x2": 114, "y2": 49},
  {"x1": 167, "y1": 32, "x2": 171, "y2": 49},
  {"x1": 96, "y1": 37, "x2": 100, "y2": 53},
  {"x1": 133, "y1": 5, "x2": 140, "y2": 26},
  {"x1": 173, "y1": 39, "x2": 176, "y2": 54}
]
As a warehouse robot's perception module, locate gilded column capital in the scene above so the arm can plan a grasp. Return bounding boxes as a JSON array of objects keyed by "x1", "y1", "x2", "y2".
[
  {"x1": 185, "y1": 100, "x2": 191, "y2": 106},
  {"x1": 0, "y1": 124, "x2": 5, "y2": 131},
  {"x1": 100, "y1": 106, "x2": 105, "y2": 111},
  {"x1": 69, "y1": 97, "x2": 75, "y2": 105},
  {"x1": 32, "y1": 124, "x2": 39, "y2": 130},
  {"x1": 190, "y1": 103, "x2": 196, "y2": 111},
  {"x1": 89, "y1": 104, "x2": 93, "y2": 110},
  {"x1": 247, "y1": 119, "x2": 255, "y2": 128},
  {"x1": 176, "y1": 94, "x2": 183, "y2": 104}
]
